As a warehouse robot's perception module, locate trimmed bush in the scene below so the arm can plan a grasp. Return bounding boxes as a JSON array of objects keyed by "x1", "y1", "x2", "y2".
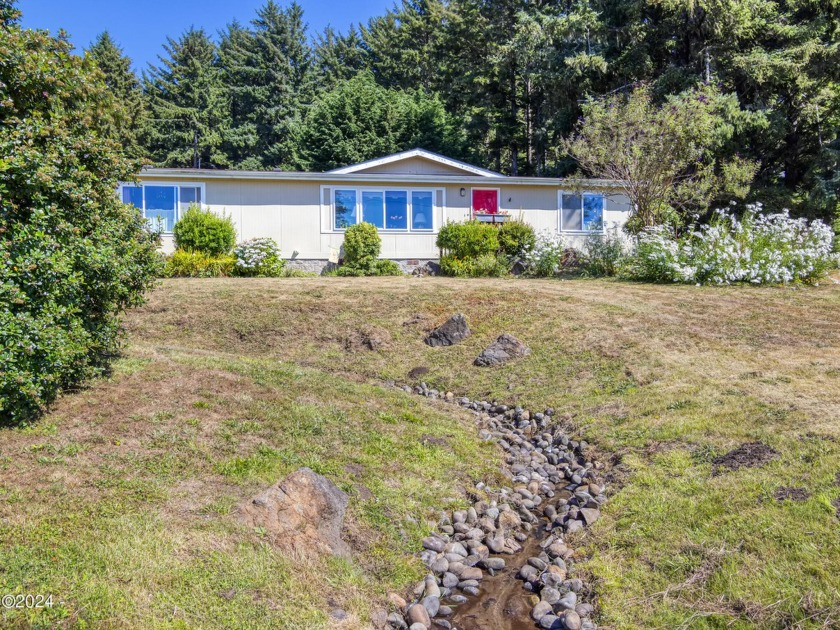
[
  {"x1": 440, "y1": 254, "x2": 508, "y2": 278},
  {"x1": 437, "y1": 221, "x2": 499, "y2": 258},
  {"x1": 233, "y1": 238, "x2": 285, "y2": 277},
  {"x1": 342, "y1": 222, "x2": 381, "y2": 273},
  {"x1": 173, "y1": 205, "x2": 236, "y2": 256},
  {"x1": 497, "y1": 220, "x2": 536, "y2": 259},
  {"x1": 165, "y1": 250, "x2": 236, "y2": 278},
  {"x1": 627, "y1": 205, "x2": 839, "y2": 284},
  {"x1": 374, "y1": 259, "x2": 403, "y2": 276}
]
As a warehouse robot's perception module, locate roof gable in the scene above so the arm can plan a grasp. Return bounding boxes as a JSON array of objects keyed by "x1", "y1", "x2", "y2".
[{"x1": 327, "y1": 148, "x2": 504, "y2": 178}]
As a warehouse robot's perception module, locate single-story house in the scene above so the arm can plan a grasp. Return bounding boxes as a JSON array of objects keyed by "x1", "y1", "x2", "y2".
[{"x1": 123, "y1": 148, "x2": 632, "y2": 272}]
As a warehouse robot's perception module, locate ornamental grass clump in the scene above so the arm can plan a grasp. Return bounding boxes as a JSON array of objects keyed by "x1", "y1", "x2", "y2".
[
  {"x1": 629, "y1": 205, "x2": 838, "y2": 285},
  {"x1": 233, "y1": 238, "x2": 286, "y2": 277}
]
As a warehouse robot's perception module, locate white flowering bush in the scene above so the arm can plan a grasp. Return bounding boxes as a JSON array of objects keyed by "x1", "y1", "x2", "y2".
[
  {"x1": 524, "y1": 230, "x2": 567, "y2": 277},
  {"x1": 233, "y1": 238, "x2": 286, "y2": 277},
  {"x1": 630, "y1": 204, "x2": 839, "y2": 285}
]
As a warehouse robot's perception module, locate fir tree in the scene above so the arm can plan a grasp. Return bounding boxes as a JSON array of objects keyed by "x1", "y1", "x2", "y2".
[
  {"x1": 219, "y1": 0, "x2": 314, "y2": 169},
  {"x1": 143, "y1": 28, "x2": 229, "y2": 168},
  {"x1": 87, "y1": 32, "x2": 146, "y2": 159}
]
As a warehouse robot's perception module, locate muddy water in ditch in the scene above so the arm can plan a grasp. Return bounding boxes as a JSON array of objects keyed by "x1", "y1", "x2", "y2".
[{"x1": 448, "y1": 521, "x2": 550, "y2": 630}]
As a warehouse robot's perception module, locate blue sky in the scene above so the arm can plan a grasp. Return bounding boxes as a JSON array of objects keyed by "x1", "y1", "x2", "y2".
[{"x1": 20, "y1": 0, "x2": 394, "y2": 73}]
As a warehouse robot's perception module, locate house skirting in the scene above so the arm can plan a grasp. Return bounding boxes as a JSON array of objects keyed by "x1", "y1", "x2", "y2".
[{"x1": 286, "y1": 258, "x2": 439, "y2": 275}]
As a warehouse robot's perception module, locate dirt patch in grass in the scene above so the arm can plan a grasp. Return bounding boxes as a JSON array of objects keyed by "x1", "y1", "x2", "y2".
[
  {"x1": 712, "y1": 442, "x2": 780, "y2": 474},
  {"x1": 343, "y1": 325, "x2": 391, "y2": 352},
  {"x1": 773, "y1": 486, "x2": 810, "y2": 502}
]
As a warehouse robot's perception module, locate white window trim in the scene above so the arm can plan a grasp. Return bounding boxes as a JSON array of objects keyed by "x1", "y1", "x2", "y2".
[
  {"x1": 557, "y1": 190, "x2": 606, "y2": 234},
  {"x1": 470, "y1": 187, "x2": 501, "y2": 217},
  {"x1": 328, "y1": 185, "x2": 440, "y2": 233},
  {"x1": 118, "y1": 181, "x2": 207, "y2": 234}
]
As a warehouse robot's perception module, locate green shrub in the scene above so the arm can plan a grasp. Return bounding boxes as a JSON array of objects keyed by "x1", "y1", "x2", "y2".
[
  {"x1": 374, "y1": 259, "x2": 403, "y2": 276},
  {"x1": 342, "y1": 222, "x2": 382, "y2": 273},
  {"x1": 497, "y1": 220, "x2": 536, "y2": 259},
  {"x1": 165, "y1": 250, "x2": 236, "y2": 278},
  {"x1": 833, "y1": 207, "x2": 840, "y2": 253},
  {"x1": 581, "y1": 229, "x2": 627, "y2": 277},
  {"x1": 436, "y1": 221, "x2": 499, "y2": 258},
  {"x1": 173, "y1": 205, "x2": 236, "y2": 256},
  {"x1": 0, "y1": 15, "x2": 161, "y2": 423},
  {"x1": 440, "y1": 254, "x2": 508, "y2": 278},
  {"x1": 233, "y1": 238, "x2": 285, "y2": 277}
]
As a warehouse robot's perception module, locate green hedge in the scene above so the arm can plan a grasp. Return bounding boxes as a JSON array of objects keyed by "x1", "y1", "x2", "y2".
[{"x1": 173, "y1": 205, "x2": 236, "y2": 257}]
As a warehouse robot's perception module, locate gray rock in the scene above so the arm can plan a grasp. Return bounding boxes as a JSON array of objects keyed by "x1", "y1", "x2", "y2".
[
  {"x1": 539, "y1": 615, "x2": 560, "y2": 629},
  {"x1": 407, "y1": 603, "x2": 431, "y2": 628},
  {"x1": 541, "y1": 586, "x2": 561, "y2": 604},
  {"x1": 561, "y1": 609, "x2": 582, "y2": 630},
  {"x1": 442, "y1": 572, "x2": 459, "y2": 588},
  {"x1": 388, "y1": 611, "x2": 408, "y2": 629},
  {"x1": 421, "y1": 595, "x2": 441, "y2": 618},
  {"x1": 474, "y1": 334, "x2": 531, "y2": 367},
  {"x1": 532, "y1": 601, "x2": 554, "y2": 621},
  {"x1": 422, "y1": 537, "x2": 446, "y2": 553},
  {"x1": 579, "y1": 508, "x2": 600, "y2": 526},
  {"x1": 480, "y1": 557, "x2": 506, "y2": 571},
  {"x1": 438, "y1": 605, "x2": 453, "y2": 617},
  {"x1": 557, "y1": 591, "x2": 577, "y2": 611},
  {"x1": 425, "y1": 314, "x2": 471, "y2": 347},
  {"x1": 410, "y1": 624, "x2": 428, "y2": 630}
]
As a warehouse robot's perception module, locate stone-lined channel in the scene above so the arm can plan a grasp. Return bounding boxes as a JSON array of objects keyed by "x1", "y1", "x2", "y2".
[{"x1": 383, "y1": 382, "x2": 605, "y2": 630}]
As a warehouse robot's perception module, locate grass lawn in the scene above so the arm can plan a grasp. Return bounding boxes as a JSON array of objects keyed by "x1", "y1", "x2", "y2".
[{"x1": 2, "y1": 276, "x2": 840, "y2": 629}]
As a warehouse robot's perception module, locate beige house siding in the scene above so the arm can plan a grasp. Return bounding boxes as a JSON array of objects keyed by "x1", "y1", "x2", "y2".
[
  {"x1": 351, "y1": 156, "x2": 474, "y2": 176},
  {"x1": 140, "y1": 172, "x2": 632, "y2": 260}
]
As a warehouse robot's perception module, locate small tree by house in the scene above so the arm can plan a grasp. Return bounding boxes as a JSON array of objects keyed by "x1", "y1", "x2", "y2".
[{"x1": 564, "y1": 85, "x2": 758, "y2": 233}]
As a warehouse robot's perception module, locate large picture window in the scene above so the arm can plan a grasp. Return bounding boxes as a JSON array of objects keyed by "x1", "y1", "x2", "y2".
[
  {"x1": 331, "y1": 187, "x2": 438, "y2": 232},
  {"x1": 120, "y1": 183, "x2": 203, "y2": 232},
  {"x1": 559, "y1": 192, "x2": 604, "y2": 232}
]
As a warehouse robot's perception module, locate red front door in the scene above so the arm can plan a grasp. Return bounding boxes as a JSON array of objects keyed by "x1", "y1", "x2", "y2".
[{"x1": 472, "y1": 189, "x2": 499, "y2": 215}]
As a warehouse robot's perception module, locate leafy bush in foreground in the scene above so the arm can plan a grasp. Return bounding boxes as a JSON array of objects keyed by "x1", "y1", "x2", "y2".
[
  {"x1": 437, "y1": 221, "x2": 500, "y2": 259},
  {"x1": 165, "y1": 250, "x2": 236, "y2": 278},
  {"x1": 0, "y1": 11, "x2": 161, "y2": 423},
  {"x1": 440, "y1": 253, "x2": 508, "y2": 277},
  {"x1": 497, "y1": 220, "x2": 536, "y2": 260},
  {"x1": 337, "y1": 223, "x2": 403, "y2": 276},
  {"x1": 628, "y1": 205, "x2": 838, "y2": 284},
  {"x1": 173, "y1": 205, "x2": 236, "y2": 256},
  {"x1": 233, "y1": 238, "x2": 285, "y2": 277}
]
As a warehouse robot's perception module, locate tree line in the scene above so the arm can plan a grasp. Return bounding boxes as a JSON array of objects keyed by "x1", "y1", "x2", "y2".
[{"x1": 86, "y1": 0, "x2": 839, "y2": 221}]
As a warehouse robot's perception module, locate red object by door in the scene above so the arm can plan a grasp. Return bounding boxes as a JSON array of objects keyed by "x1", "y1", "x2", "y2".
[{"x1": 472, "y1": 189, "x2": 498, "y2": 214}]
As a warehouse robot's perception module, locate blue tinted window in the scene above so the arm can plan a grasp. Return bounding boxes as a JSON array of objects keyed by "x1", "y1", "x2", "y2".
[
  {"x1": 583, "y1": 194, "x2": 604, "y2": 231},
  {"x1": 122, "y1": 186, "x2": 143, "y2": 209},
  {"x1": 144, "y1": 185, "x2": 177, "y2": 232},
  {"x1": 334, "y1": 190, "x2": 357, "y2": 229},
  {"x1": 385, "y1": 191, "x2": 408, "y2": 230},
  {"x1": 362, "y1": 191, "x2": 385, "y2": 228},
  {"x1": 411, "y1": 191, "x2": 433, "y2": 231}
]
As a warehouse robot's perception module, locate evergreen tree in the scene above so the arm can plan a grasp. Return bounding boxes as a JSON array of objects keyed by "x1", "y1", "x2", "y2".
[
  {"x1": 361, "y1": 0, "x2": 446, "y2": 91},
  {"x1": 313, "y1": 25, "x2": 367, "y2": 89},
  {"x1": 87, "y1": 32, "x2": 146, "y2": 159},
  {"x1": 143, "y1": 28, "x2": 229, "y2": 168},
  {"x1": 219, "y1": 0, "x2": 314, "y2": 169},
  {"x1": 296, "y1": 72, "x2": 465, "y2": 171}
]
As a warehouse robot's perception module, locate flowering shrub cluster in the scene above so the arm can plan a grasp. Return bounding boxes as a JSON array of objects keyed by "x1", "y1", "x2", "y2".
[
  {"x1": 523, "y1": 230, "x2": 567, "y2": 277},
  {"x1": 233, "y1": 238, "x2": 286, "y2": 277},
  {"x1": 629, "y1": 205, "x2": 838, "y2": 284}
]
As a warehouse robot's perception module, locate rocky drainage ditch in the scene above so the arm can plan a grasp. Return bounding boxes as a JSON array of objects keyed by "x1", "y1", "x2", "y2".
[{"x1": 380, "y1": 382, "x2": 607, "y2": 630}]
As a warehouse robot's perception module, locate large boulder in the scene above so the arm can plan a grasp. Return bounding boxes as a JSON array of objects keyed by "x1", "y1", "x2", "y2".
[
  {"x1": 425, "y1": 314, "x2": 471, "y2": 347},
  {"x1": 240, "y1": 467, "x2": 350, "y2": 557},
  {"x1": 474, "y1": 334, "x2": 531, "y2": 366}
]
